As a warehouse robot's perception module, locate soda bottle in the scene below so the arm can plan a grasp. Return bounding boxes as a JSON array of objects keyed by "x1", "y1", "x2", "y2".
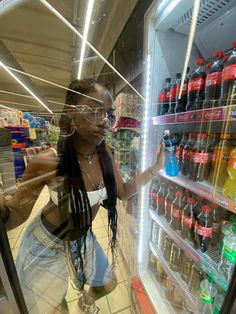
[
  {"x1": 209, "y1": 203, "x2": 222, "y2": 247},
  {"x1": 163, "y1": 234, "x2": 173, "y2": 262},
  {"x1": 186, "y1": 58, "x2": 206, "y2": 111},
  {"x1": 164, "y1": 183, "x2": 176, "y2": 222},
  {"x1": 157, "y1": 229, "x2": 166, "y2": 252},
  {"x1": 181, "y1": 253, "x2": 193, "y2": 283},
  {"x1": 219, "y1": 41, "x2": 236, "y2": 106},
  {"x1": 223, "y1": 147, "x2": 236, "y2": 200},
  {"x1": 149, "y1": 179, "x2": 159, "y2": 210},
  {"x1": 175, "y1": 67, "x2": 189, "y2": 113},
  {"x1": 181, "y1": 197, "x2": 196, "y2": 242},
  {"x1": 212, "y1": 294, "x2": 224, "y2": 314},
  {"x1": 163, "y1": 129, "x2": 178, "y2": 177},
  {"x1": 208, "y1": 134, "x2": 234, "y2": 188},
  {"x1": 196, "y1": 205, "x2": 213, "y2": 252},
  {"x1": 156, "y1": 182, "x2": 166, "y2": 216},
  {"x1": 169, "y1": 242, "x2": 183, "y2": 272},
  {"x1": 219, "y1": 221, "x2": 234, "y2": 255},
  {"x1": 181, "y1": 133, "x2": 197, "y2": 176},
  {"x1": 170, "y1": 191, "x2": 184, "y2": 231},
  {"x1": 189, "y1": 133, "x2": 210, "y2": 182},
  {"x1": 176, "y1": 133, "x2": 189, "y2": 171},
  {"x1": 168, "y1": 73, "x2": 181, "y2": 114},
  {"x1": 193, "y1": 195, "x2": 204, "y2": 219},
  {"x1": 207, "y1": 133, "x2": 220, "y2": 177},
  {"x1": 203, "y1": 50, "x2": 224, "y2": 109},
  {"x1": 159, "y1": 78, "x2": 171, "y2": 115},
  {"x1": 199, "y1": 277, "x2": 217, "y2": 314},
  {"x1": 219, "y1": 224, "x2": 236, "y2": 281}
]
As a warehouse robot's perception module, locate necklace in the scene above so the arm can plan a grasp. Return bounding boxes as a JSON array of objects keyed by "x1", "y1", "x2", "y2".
[
  {"x1": 77, "y1": 152, "x2": 95, "y2": 165},
  {"x1": 78, "y1": 160, "x2": 104, "y2": 191}
]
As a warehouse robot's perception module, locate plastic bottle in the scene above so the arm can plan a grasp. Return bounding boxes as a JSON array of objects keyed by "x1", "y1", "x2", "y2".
[
  {"x1": 181, "y1": 133, "x2": 197, "y2": 176},
  {"x1": 199, "y1": 277, "x2": 217, "y2": 314},
  {"x1": 223, "y1": 147, "x2": 236, "y2": 200},
  {"x1": 182, "y1": 197, "x2": 196, "y2": 242},
  {"x1": 164, "y1": 183, "x2": 176, "y2": 222},
  {"x1": 149, "y1": 252, "x2": 157, "y2": 272},
  {"x1": 175, "y1": 67, "x2": 189, "y2": 113},
  {"x1": 159, "y1": 78, "x2": 171, "y2": 115},
  {"x1": 196, "y1": 205, "x2": 213, "y2": 252},
  {"x1": 207, "y1": 133, "x2": 220, "y2": 177},
  {"x1": 181, "y1": 253, "x2": 193, "y2": 283},
  {"x1": 193, "y1": 196, "x2": 205, "y2": 248},
  {"x1": 169, "y1": 242, "x2": 183, "y2": 272},
  {"x1": 210, "y1": 203, "x2": 222, "y2": 247},
  {"x1": 168, "y1": 73, "x2": 181, "y2": 114},
  {"x1": 219, "y1": 222, "x2": 233, "y2": 255},
  {"x1": 219, "y1": 224, "x2": 236, "y2": 281},
  {"x1": 163, "y1": 129, "x2": 178, "y2": 177},
  {"x1": 163, "y1": 234, "x2": 173, "y2": 262},
  {"x1": 189, "y1": 133, "x2": 210, "y2": 182},
  {"x1": 212, "y1": 294, "x2": 224, "y2": 314},
  {"x1": 186, "y1": 58, "x2": 206, "y2": 111},
  {"x1": 149, "y1": 179, "x2": 159, "y2": 210},
  {"x1": 170, "y1": 191, "x2": 184, "y2": 231},
  {"x1": 220, "y1": 41, "x2": 236, "y2": 106},
  {"x1": 176, "y1": 133, "x2": 189, "y2": 171},
  {"x1": 203, "y1": 50, "x2": 224, "y2": 109},
  {"x1": 156, "y1": 182, "x2": 166, "y2": 216},
  {"x1": 156, "y1": 260, "x2": 167, "y2": 283},
  {"x1": 188, "y1": 264, "x2": 205, "y2": 296}
]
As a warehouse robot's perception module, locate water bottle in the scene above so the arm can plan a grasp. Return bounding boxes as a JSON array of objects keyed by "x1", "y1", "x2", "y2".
[
  {"x1": 163, "y1": 130, "x2": 178, "y2": 177},
  {"x1": 219, "y1": 224, "x2": 236, "y2": 281},
  {"x1": 199, "y1": 277, "x2": 217, "y2": 314},
  {"x1": 212, "y1": 294, "x2": 224, "y2": 314}
]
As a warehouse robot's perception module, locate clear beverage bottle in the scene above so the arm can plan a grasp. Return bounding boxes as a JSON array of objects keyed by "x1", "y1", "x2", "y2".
[
  {"x1": 169, "y1": 242, "x2": 183, "y2": 272},
  {"x1": 181, "y1": 253, "x2": 193, "y2": 283},
  {"x1": 223, "y1": 147, "x2": 236, "y2": 200},
  {"x1": 219, "y1": 221, "x2": 233, "y2": 255},
  {"x1": 186, "y1": 58, "x2": 206, "y2": 111},
  {"x1": 149, "y1": 179, "x2": 159, "y2": 210},
  {"x1": 181, "y1": 197, "x2": 196, "y2": 242},
  {"x1": 163, "y1": 234, "x2": 173, "y2": 262},
  {"x1": 219, "y1": 224, "x2": 236, "y2": 281},
  {"x1": 175, "y1": 67, "x2": 189, "y2": 113},
  {"x1": 181, "y1": 133, "x2": 197, "y2": 176},
  {"x1": 219, "y1": 41, "x2": 236, "y2": 106},
  {"x1": 168, "y1": 73, "x2": 181, "y2": 114},
  {"x1": 176, "y1": 133, "x2": 189, "y2": 171},
  {"x1": 170, "y1": 191, "x2": 184, "y2": 231},
  {"x1": 199, "y1": 277, "x2": 217, "y2": 314},
  {"x1": 163, "y1": 129, "x2": 178, "y2": 177},
  {"x1": 164, "y1": 183, "x2": 176, "y2": 222},
  {"x1": 196, "y1": 205, "x2": 213, "y2": 252},
  {"x1": 155, "y1": 260, "x2": 167, "y2": 283},
  {"x1": 212, "y1": 294, "x2": 224, "y2": 314},
  {"x1": 203, "y1": 50, "x2": 224, "y2": 109},
  {"x1": 156, "y1": 182, "x2": 166, "y2": 216},
  {"x1": 149, "y1": 252, "x2": 157, "y2": 272},
  {"x1": 189, "y1": 133, "x2": 210, "y2": 182},
  {"x1": 210, "y1": 203, "x2": 222, "y2": 247},
  {"x1": 159, "y1": 78, "x2": 171, "y2": 115}
]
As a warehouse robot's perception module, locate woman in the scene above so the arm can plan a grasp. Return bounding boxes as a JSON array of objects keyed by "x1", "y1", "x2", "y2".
[{"x1": 1, "y1": 79, "x2": 164, "y2": 314}]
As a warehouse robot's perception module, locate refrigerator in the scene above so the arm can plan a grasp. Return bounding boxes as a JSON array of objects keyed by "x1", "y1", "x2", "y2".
[{"x1": 135, "y1": 0, "x2": 236, "y2": 313}]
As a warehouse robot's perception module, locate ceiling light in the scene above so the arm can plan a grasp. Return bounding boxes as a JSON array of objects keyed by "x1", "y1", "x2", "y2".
[
  {"x1": 0, "y1": 0, "x2": 22, "y2": 16},
  {"x1": 0, "y1": 61, "x2": 53, "y2": 114},
  {"x1": 0, "y1": 103, "x2": 14, "y2": 111},
  {"x1": 77, "y1": 0, "x2": 95, "y2": 79}
]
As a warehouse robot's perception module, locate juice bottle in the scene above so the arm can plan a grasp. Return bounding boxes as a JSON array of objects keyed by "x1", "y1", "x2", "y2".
[
  {"x1": 176, "y1": 133, "x2": 189, "y2": 171},
  {"x1": 223, "y1": 147, "x2": 236, "y2": 200},
  {"x1": 170, "y1": 191, "x2": 184, "y2": 231},
  {"x1": 181, "y1": 133, "x2": 197, "y2": 176},
  {"x1": 196, "y1": 205, "x2": 213, "y2": 253}
]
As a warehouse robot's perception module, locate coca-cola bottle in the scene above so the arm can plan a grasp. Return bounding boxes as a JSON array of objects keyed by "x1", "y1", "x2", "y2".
[
  {"x1": 210, "y1": 202, "x2": 222, "y2": 247},
  {"x1": 186, "y1": 58, "x2": 206, "y2": 111},
  {"x1": 176, "y1": 133, "x2": 189, "y2": 171},
  {"x1": 165, "y1": 183, "x2": 176, "y2": 222},
  {"x1": 203, "y1": 50, "x2": 224, "y2": 109},
  {"x1": 193, "y1": 195, "x2": 204, "y2": 220},
  {"x1": 156, "y1": 182, "x2": 166, "y2": 216},
  {"x1": 181, "y1": 133, "x2": 197, "y2": 176},
  {"x1": 159, "y1": 78, "x2": 171, "y2": 115},
  {"x1": 196, "y1": 205, "x2": 213, "y2": 252},
  {"x1": 207, "y1": 133, "x2": 220, "y2": 178},
  {"x1": 189, "y1": 133, "x2": 210, "y2": 182},
  {"x1": 170, "y1": 191, "x2": 184, "y2": 231},
  {"x1": 175, "y1": 67, "x2": 189, "y2": 113},
  {"x1": 220, "y1": 41, "x2": 236, "y2": 106},
  {"x1": 150, "y1": 179, "x2": 159, "y2": 210},
  {"x1": 181, "y1": 198, "x2": 196, "y2": 242},
  {"x1": 168, "y1": 73, "x2": 181, "y2": 114}
]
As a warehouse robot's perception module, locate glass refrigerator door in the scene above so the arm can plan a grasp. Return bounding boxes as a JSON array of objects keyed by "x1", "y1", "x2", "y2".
[{"x1": 138, "y1": 0, "x2": 236, "y2": 313}]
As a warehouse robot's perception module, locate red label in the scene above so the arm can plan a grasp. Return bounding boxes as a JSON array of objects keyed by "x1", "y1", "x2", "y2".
[
  {"x1": 222, "y1": 63, "x2": 236, "y2": 81},
  {"x1": 182, "y1": 149, "x2": 192, "y2": 160},
  {"x1": 188, "y1": 77, "x2": 205, "y2": 92},
  {"x1": 176, "y1": 147, "x2": 183, "y2": 158},
  {"x1": 176, "y1": 83, "x2": 187, "y2": 96},
  {"x1": 170, "y1": 86, "x2": 177, "y2": 99},
  {"x1": 197, "y1": 225, "x2": 212, "y2": 237},
  {"x1": 183, "y1": 216, "x2": 195, "y2": 228},
  {"x1": 160, "y1": 91, "x2": 168, "y2": 102},
  {"x1": 172, "y1": 207, "x2": 182, "y2": 219},
  {"x1": 157, "y1": 195, "x2": 164, "y2": 206},
  {"x1": 150, "y1": 192, "x2": 156, "y2": 201},
  {"x1": 206, "y1": 72, "x2": 222, "y2": 86},
  {"x1": 192, "y1": 152, "x2": 209, "y2": 164}
]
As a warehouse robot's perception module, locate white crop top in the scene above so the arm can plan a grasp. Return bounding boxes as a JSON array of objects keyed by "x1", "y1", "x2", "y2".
[{"x1": 47, "y1": 148, "x2": 107, "y2": 209}]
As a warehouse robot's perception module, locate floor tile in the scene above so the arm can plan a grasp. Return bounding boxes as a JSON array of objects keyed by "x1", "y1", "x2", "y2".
[
  {"x1": 107, "y1": 282, "x2": 131, "y2": 313},
  {"x1": 118, "y1": 261, "x2": 130, "y2": 281},
  {"x1": 93, "y1": 227, "x2": 108, "y2": 239},
  {"x1": 65, "y1": 284, "x2": 78, "y2": 303},
  {"x1": 116, "y1": 307, "x2": 132, "y2": 314},
  {"x1": 96, "y1": 296, "x2": 111, "y2": 314}
]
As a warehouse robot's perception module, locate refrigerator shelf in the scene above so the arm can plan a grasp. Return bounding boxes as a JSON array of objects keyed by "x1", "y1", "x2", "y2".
[
  {"x1": 149, "y1": 241, "x2": 199, "y2": 313},
  {"x1": 149, "y1": 209, "x2": 229, "y2": 292},
  {"x1": 158, "y1": 170, "x2": 236, "y2": 214},
  {"x1": 151, "y1": 105, "x2": 236, "y2": 125}
]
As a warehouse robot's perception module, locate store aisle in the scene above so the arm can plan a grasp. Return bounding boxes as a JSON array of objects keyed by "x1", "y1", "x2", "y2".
[{"x1": 7, "y1": 188, "x2": 133, "y2": 314}]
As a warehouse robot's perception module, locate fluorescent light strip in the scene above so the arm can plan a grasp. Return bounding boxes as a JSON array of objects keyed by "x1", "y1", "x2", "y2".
[
  {"x1": 0, "y1": 99, "x2": 39, "y2": 108},
  {"x1": 0, "y1": 61, "x2": 53, "y2": 114},
  {"x1": 77, "y1": 0, "x2": 95, "y2": 79},
  {"x1": 39, "y1": 0, "x2": 145, "y2": 101},
  {"x1": 0, "y1": 103, "x2": 14, "y2": 111}
]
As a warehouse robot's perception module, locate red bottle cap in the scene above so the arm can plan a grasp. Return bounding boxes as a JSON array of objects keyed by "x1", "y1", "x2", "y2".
[
  {"x1": 202, "y1": 205, "x2": 211, "y2": 213},
  {"x1": 205, "y1": 62, "x2": 212, "y2": 69},
  {"x1": 176, "y1": 191, "x2": 183, "y2": 198},
  {"x1": 197, "y1": 133, "x2": 207, "y2": 139},
  {"x1": 232, "y1": 41, "x2": 236, "y2": 48},
  {"x1": 187, "y1": 198, "x2": 195, "y2": 205},
  {"x1": 195, "y1": 58, "x2": 205, "y2": 65},
  {"x1": 223, "y1": 55, "x2": 229, "y2": 63},
  {"x1": 213, "y1": 50, "x2": 224, "y2": 58}
]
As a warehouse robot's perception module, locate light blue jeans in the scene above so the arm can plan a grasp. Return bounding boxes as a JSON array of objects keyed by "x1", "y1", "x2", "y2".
[{"x1": 16, "y1": 212, "x2": 113, "y2": 314}]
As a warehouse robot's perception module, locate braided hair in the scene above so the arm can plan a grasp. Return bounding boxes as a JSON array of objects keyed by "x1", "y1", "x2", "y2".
[{"x1": 56, "y1": 79, "x2": 118, "y2": 288}]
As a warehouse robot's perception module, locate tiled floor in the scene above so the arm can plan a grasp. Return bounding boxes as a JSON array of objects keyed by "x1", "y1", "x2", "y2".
[{"x1": 6, "y1": 187, "x2": 133, "y2": 314}]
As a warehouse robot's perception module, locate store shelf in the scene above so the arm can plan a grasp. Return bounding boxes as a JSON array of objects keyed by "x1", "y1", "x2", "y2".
[
  {"x1": 149, "y1": 241, "x2": 199, "y2": 313},
  {"x1": 151, "y1": 105, "x2": 236, "y2": 125},
  {"x1": 158, "y1": 170, "x2": 236, "y2": 214},
  {"x1": 112, "y1": 127, "x2": 140, "y2": 133},
  {"x1": 149, "y1": 209, "x2": 228, "y2": 292}
]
